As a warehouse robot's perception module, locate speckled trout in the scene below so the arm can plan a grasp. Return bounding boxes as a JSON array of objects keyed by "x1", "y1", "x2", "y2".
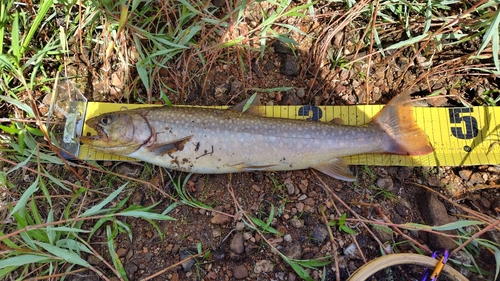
[{"x1": 80, "y1": 94, "x2": 433, "y2": 181}]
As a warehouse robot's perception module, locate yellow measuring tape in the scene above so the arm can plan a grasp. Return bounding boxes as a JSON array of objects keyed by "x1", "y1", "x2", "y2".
[{"x1": 80, "y1": 102, "x2": 500, "y2": 167}]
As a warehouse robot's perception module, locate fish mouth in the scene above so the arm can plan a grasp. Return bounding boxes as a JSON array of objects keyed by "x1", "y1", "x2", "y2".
[{"x1": 80, "y1": 125, "x2": 109, "y2": 144}]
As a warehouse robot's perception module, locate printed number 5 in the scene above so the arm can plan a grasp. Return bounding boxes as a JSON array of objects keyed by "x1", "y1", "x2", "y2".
[{"x1": 448, "y1": 108, "x2": 478, "y2": 139}]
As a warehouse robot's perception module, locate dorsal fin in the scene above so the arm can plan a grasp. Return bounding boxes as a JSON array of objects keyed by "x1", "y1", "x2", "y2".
[
  {"x1": 229, "y1": 94, "x2": 264, "y2": 116},
  {"x1": 330, "y1": 118, "x2": 345, "y2": 125}
]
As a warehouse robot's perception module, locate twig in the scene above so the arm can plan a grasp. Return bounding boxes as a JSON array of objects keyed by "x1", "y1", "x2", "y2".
[{"x1": 320, "y1": 206, "x2": 340, "y2": 281}]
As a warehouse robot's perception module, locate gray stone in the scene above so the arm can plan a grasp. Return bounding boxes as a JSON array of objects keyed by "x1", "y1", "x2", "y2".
[
  {"x1": 459, "y1": 169, "x2": 472, "y2": 180},
  {"x1": 377, "y1": 177, "x2": 394, "y2": 191},
  {"x1": 283, "y1": 241, "x2": 302, "y2": 259},
  {"x1": 419, "y1": 192, "x2": 457, "y2": 250},
  {"x1": 254, "y1": 259, "x2": 274, "y2": 274},
  {"x1": 372, "y1": 226, "x2": 393, "y2": 243},
  {"x1": 296, "y1": 88, "x2": 305, "y2": 98},
  {"x1": 284, "y1": 178, "x2": 295, "y2": 195},
  {"x1": 427, "y1": 176, "x2": 441, "y2": 187},
  {"x1": 211, "y1": 213, "x2": 230, "y2": 224},
  {"x1": 180, "y1": 248, "x2": 196, "y2": 272},
  {"x1": 230, "y1": 232, "x2": 245, "y2": 254},
  {"x1": 233, "y1": 264, "x2": 249, "y2": 279},
  {"x1": 273, "y1": 40, "x2": 293, "y2": 54},
  {"x1": 280, "y1": 55, "x2": 300, "y2": 77},
  {"x1": 290, "y1": 219, "x2": 304, "y2": 228},
  {"x1": 311, "y1": 224, "x2": 329, "y2": 244},
  {"x1": 87, "y1": 255, "x2": 101, "y2": 265},
  {"x1": 125, "y1": 262, "x2": 138, "y2": 276}
]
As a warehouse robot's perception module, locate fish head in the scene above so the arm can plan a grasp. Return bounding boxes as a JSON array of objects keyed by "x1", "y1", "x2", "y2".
[{"x1": 81, "y1": 111, "x2": 152, "y2": 155}]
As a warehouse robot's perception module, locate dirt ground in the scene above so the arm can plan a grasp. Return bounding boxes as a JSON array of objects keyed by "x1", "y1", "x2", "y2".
[
  {"x1": 3, "y1": 0, "x2": 500, "y2": 280},
  {"x1": 66, "y1": 7, "x2": 499, "y2": 281},
  {"x1": 64, "y1": 33, "x2": 500, "y2": 280}
]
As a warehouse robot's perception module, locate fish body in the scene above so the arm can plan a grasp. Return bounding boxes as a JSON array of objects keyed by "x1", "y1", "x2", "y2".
[{"x1": 81, "y1": 94, "x2": 433, "y2": 181}]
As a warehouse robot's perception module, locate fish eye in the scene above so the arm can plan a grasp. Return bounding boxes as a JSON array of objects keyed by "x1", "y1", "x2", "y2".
[{"x1": 101, "y1": 116, "x2": 112, "y2": 124}]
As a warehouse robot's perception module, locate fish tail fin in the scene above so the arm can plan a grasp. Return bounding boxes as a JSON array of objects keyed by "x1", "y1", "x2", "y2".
[{"x1": 370, "y1": 92, "x2": 433, "y2": 156}]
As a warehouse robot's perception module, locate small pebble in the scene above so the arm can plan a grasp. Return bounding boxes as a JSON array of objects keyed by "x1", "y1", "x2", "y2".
[
  {"x1": 459, "y1": 170, "x2": 472, "y2": 180},
  {"x1": 243, "y1": 232, "x2": 253, "y2": 240},
  {"x1": 180, "y1": 248, "x2": 196, "y2": 272},
  {"x1": 311, "y1": 224, "x2": 329, "y2": 244},
  {"x1": 304, "y1": 198, "x2": 315, "y2": 206},
  {"x1": 296, "y1": 202, "x2": 305, "y2": 213},
  {"x1": 283, "y1": 241, "x2": 302, "y2": 259},
  {"x1": 377, "y1": 177, "x2": 393, "y2": 191},
  {"x1": 233, "y1": 264, "x2": 249, "y2": 279},
  {"x1": 210, "y1": 214, "x2": 230, "y2": 225},
  {"x1": 230, "y1": 232, "x2": 245, "y2": 254},
  {"x1": 117, "y1": 248, "x2": 127, "y2": 257},
  {"x1": 235, "y1": 222, "x2": 246, "y2": 230},
  {"x1": 280, "y1": 55, "x2": 300, "y2": 77},
  {"x1": 254, "y1": 260, "x2": 274, "y2": 274},
  {"x1": 284, "y1": 178, "x2": 295, "y2": 195},
  {"x1": 212, "y1": 229, "x2": 221, "y2": 238},
  {"x1": 290, "y1": 219, "x2": 304, "y2": 228},
  {"x1": 296, "y1": 88, "x2": 305, "y2": 98}
]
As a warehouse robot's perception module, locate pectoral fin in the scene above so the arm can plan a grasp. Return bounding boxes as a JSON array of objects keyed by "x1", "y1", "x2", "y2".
[
  {"x1": 147, "y1": 135, "x2": 193, "y2": 156},
  {"x1": 312, "y1": 158, "x2": 356, "y2": 181}
]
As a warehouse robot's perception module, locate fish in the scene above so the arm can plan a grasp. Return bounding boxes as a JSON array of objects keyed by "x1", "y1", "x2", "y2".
[{"x1": 80, "y1": 93, "x2": 433, "y2": 181}]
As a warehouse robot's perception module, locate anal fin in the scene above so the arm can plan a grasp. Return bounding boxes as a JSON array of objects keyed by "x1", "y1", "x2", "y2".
[
  {"x1": 312, "y1": 158, "x2": 356, "y2": 182},
  {"x1": 230, "y1": 162, "x2": 277, "y2": 171}
]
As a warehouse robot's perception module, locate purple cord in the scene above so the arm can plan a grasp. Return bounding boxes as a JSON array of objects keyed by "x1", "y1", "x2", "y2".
[{"x1": 420, "y1": 249, "x2": 449, "y2": 281}]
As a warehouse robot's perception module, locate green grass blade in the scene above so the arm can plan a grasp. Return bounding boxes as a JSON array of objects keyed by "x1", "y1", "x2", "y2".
[
  {"x1": 44, "y1": 226, "x2": 90, "y2": 233},
  {"x1": 136, "y1": 63, "x2": 151, "y2": 93},
  {"x1": 0, "y1": 95, "x2": 35, "y2": 117},
  {"x1": 42, "y1": 168, "x2": 72, "y2": 192},
  {"x1": 46, "y1": 209, "x2": 55, "y2": 245},
  {"x1": 107, "y1": 225, "x2": 128, "y2": 279},
  {"x1": 35, "y1": 241, "x2": 91, "y2": 267},
  {"x1": 81, "y1": 182, "x2": 128, "y2": 217},
  {"x1": 0, "y1": 266, "x2": 17, "y2": 279},
  {"x1": 287, "y1": 261, "x2": 313, "y2": 281},
  {"x1": 0, "y1": 254, "x2": 50, "y2": 268},
  {"x1": 386, "y1": 33, "x2": 428, "y2": 50},
  {"x1": 116, "y1": 210, "x2": 176, "y2": 220},
  {"x1": 175, "y1": 0, "x2": 202, "y2": 16},
  {"x1": 10, "y1": 176, "x2": 39, "y2": 216},
  {"x1": 5, "y1": 149, "x2": 34, "y2": 174},
  {"x1": 56, "y1": 239, "x2": 93, "y2": 255},
  {"x1": 476, "y1": 9, "x2": 500, "y2": 72},
  {"x1": 423, "y1": 0, "x2": 432, "y2": 34},
  {"x1": 494, "y1": 248, "x2": 500, "y2": 280},
  {"x1": 431, "y1": 220, "x2": 483, "y2": 231},
  {"x1": 491, "y1": 23, "x2": 499, "y2": 73},
  {"x1": 11, "y1": 11, "x2": 19, "y2": 62},
  {"x1": 21, "y1": 0, "x2": 54, "y2": 55}
]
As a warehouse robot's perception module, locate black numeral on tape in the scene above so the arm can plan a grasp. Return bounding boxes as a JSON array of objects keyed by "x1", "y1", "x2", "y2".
[{"x1": 449, "y1": 108, "x2": 478, "y2": 139}]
